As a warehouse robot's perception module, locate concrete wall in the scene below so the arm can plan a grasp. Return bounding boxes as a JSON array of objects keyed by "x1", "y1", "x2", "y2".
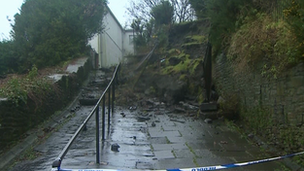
[
  {"x1": 214, "y1": 54, "x2": 304, "y2": 125},
  {"x1": 0, "y1": 58, "x2": 92, "y2": 150}
]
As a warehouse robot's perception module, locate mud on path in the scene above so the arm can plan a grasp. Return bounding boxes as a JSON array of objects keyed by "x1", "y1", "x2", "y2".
[
  {"x1": 8, "y1": 105, "x2": 288, "y2": 170},
  {"x1": 5, "y1": 70, "x2": 290, "y2": 171}
]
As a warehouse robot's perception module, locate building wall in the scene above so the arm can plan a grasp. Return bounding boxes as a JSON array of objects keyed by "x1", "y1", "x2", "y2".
[
  {"x1": 123, "y1": 29, "x2": 135, "y2": 55},
  {"x1": 88, "y1": 6, "x2": 134, "y2": 68},
  {"x1": 89, "y1": 34, "x2": 99, "y2": 54},
  {"x1": 101, "y1": 10, "x2": 124, "y2": 67}
]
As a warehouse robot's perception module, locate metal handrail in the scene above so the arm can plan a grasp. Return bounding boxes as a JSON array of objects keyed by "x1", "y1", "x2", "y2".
[{"x1": 52, "y1": 63, "x2": 121, "y2": 170}]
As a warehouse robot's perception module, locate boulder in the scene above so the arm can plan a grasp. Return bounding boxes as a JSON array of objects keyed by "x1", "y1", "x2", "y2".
[{"x1": 154, "y1": 75, "x2": 187, "y2": 105}]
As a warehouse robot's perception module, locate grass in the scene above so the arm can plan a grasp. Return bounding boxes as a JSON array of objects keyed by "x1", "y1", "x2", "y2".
[
  {"x1": 185, "y1": 142, "x2": 199, "y2": 158},
  {"x1": 150, "y1": 144, "x2": 154, "y2": 152},
  {"x1": 18, "y1": 146, "x2": 41, "y2": 161},
  {"x1": 171, "y1": 150, "x2": 177, "y2": 158},
  {"x1": 165, "y1": 136, "x2": 171, "y2": 144},
  {"x1": 178, "y1": 130, "x2": 183, "y2": 137},
  {"x1": 193, "y1": 157, "x2": 199, "y2": 167}
]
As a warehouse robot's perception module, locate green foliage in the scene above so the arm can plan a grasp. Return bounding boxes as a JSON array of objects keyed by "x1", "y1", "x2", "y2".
[
  {"x1": 0, "y1": 77, "x2": 28, "y2": 105},
  {"x1": 131, "y1": 19, "x2": 156, "y2": 51},
  {"x1": 0, "y1": 40, "x2": 18, "y2": 75},
  {"x1": 205, "y1": 0, "x2": 253, "y2": 54},
  {"x1": 182, "y1": 35, "x2": 207, "y2": 48},
  {"x1": 218, "y1": 93, "x2": 240, "y2": 120},
  {"x1": 228, "y1": 13, "x2": 300, "y2": 77},
  {"x1": 283, "y1": 0, "x2": 304, "y2": 58},
  {"x1": 11, "y1": 0, "x2": 107, "y2": 72},
  {"x1": 189, "y1": 0, "x2": 289, "y2": 56},
  {"x1": 161, "y1": 52, "x2": 191, "y2": 74},
  {"x1": 188, "y1": 0, "x2": 303, "y2": 76},
  {"x1": 27, "y1": 65, "x2": 38, "y2": 80},
  {"x1": 240, "y1": 106, "x2": 273, "y2": 135},
  {"x1": 151, "y1": 0, "x2": 174, "y2": 27},
  {"x1": 0, "y1": 66, "x2": 54, "y2": 107},
  {"x1": 130, "y1": 0, "x2": 175, "y2": 53},
  {"x1": 189, "y1": 0, "x2": 206, "y2": 19}
]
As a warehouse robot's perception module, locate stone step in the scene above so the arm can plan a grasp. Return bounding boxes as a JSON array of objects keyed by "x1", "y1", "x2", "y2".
[
  {"x1": 79, "y1": 98, "x2": 99, "y2": 106},
  {"x1": 200, "y1": 102, "x2": 218, "y2": 112}
]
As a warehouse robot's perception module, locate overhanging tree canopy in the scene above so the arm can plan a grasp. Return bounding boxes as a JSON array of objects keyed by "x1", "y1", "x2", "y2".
[{"x1": 11, "y1": 0, "x2": 107, "y2": 71}]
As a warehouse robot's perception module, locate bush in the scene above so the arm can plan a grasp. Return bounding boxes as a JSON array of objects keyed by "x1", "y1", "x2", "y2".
[
  {"x1": 283, "y1": 0, "x2": 304, "y2": 59},
  {"x1": 0, "y1": 40, "x2": 18, "y2": 75},
  {"x1": 0, "y1": 66, "x2": 55, "y2": 107},
  {"x1": 228, "y1": 13, "x2": 300, "y2": 77}
]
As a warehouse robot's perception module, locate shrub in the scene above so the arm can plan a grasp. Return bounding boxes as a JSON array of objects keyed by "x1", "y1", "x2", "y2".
[{"x1": 228, "y1": 13, "x2": 300, "y2": 77}]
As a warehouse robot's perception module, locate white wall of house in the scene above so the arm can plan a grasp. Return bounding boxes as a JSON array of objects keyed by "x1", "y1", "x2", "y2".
[
  {"x1": 88, "y1": 5, "x2": 134, "y2": 68},
  {"x1": 89, "y1": 34, "x2": 99, "y2": 54},
  {"x1": 123, "y1": 29, "x2": 135, "y2": 55}
]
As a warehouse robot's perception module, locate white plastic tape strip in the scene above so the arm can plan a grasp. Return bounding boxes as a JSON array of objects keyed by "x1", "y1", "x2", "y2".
[{"x1": 52, "y1": 151, "x2": 304, "y2": 171}]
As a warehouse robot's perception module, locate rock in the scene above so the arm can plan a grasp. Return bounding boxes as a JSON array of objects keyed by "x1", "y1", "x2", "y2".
[
  {"x1": 120, "y1": 112, "x2": 126, "y2": 117},
  {"x1": 168, "y1": 57, "x2": 181, "y2": 66},
  {"x1": 200, "y1": 103, "x2": 218, "y2": 112},
  {"x1": 170, "y1": 118, "x2": 186, "y2": 123},
  {"x1": 154, "y1": 75, "x2": 187, "y2": 104},
  {"x1": 130, "y1": 136, "x2": 136, "y2": 140},
  {"x1": 129, "y1": 106, "x2": 137, "y2": 111},
  {"x1": 179, "y1": 101, "x2": 199, "y2": 110},
  {"x1": 111, "y1": 143, "x2": 120, "y2": 152},
  {"x1": 248, "y1": 133, "x2": 254, "y2": 139},
  {"x1": 137, "y1": 116, "x2": 150, "y2": 122},
  {"x1": 79, "y1": 99, "x2": 99, "y2": 106},
  {"x1": 204, "y1": 118, "x2": 213, "y2": 124},
  {"x1": 174, "y1": 106, "x2": 186, "y2": 113},
  {"x1": 217, "y1": 96, "x2": 225, "y2": 104},
  {"x1": 151, "y1": 122, "x2": 156, "y2": 127}
]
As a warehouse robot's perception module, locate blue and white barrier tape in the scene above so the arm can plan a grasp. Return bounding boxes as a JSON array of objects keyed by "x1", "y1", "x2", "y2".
[{"x1": 51, "y1": 151, "x2": 304, "y2": 171}]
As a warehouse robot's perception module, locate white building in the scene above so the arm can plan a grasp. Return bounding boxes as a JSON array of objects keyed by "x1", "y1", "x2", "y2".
[{"x1": 89, "y1": 5, "x2": 134, "y2": 68}]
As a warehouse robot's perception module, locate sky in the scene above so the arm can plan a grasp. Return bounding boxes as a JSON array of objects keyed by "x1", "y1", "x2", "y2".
[{"x1": 0, "y1": 0, "x2": 130, "y2": 41}]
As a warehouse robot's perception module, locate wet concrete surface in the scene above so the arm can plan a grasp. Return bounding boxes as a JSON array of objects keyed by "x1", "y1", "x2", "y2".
[{"x1": 6, "y1": 71, "x2": 290, "y2": 171}]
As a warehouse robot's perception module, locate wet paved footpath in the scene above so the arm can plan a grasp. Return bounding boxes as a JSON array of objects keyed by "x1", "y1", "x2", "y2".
[{"x1": 7, "y1": 72, "x2": 289, "y2": 171}]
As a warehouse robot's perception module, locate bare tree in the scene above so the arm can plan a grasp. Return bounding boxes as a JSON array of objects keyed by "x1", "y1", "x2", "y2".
[
  {"x1": 127, "y1": 0, "x2": 162, "y2": 22},
  {"x1": 171, "y1": 0, "x2": 195, "y2": 23},
  {"x1": 127, "y1": 0, "x2": 195, "y2": 24}
]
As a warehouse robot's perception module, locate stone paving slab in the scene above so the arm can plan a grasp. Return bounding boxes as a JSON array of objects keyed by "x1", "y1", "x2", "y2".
[
  {"x1": 149, "y1": 130, "x2": 181, "y2": 138},
  {"x1": 155, "y1": 158, "x2": 197, "y2": 169},
  {"x1": 6, "y1": 94, "x2": 295, "y2": 171}
]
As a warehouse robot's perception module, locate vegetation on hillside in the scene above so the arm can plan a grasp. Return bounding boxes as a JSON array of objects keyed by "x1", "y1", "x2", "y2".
[
  {"x1": 126, "y1": 0, "x2": 304, "y2": 165},
  {"x1": 189, "y1": 0, "x2": 304, "y2": 77},
  {"x1": 0, "y1": 0, "x2": 107, "y2": 75},
  {"x1": 189, "y1": 0, "x2": 304, "y2": 163}
]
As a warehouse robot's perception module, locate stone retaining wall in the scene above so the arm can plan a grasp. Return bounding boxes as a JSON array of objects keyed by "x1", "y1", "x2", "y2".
[
  {"x1": 0, "y1": 57, "x2": 92, "y2": 150},
  {"x1": 214, "y1": 54, "x2": 304, "y2": 125}
]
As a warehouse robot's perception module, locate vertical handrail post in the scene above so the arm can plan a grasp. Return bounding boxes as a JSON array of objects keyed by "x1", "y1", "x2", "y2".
[
  {"x1": 108, "y1": 87, "x2": 111, "y2": 128},
  {"x1": 112, "y1": 78, "x2": 115, "y2": 113},
  {"x1": 102, "y1": 97, "x2": 106, "y2": 140},
  {"x1": 95, "y1": 106, "x2": 100, "y2": 164}
]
